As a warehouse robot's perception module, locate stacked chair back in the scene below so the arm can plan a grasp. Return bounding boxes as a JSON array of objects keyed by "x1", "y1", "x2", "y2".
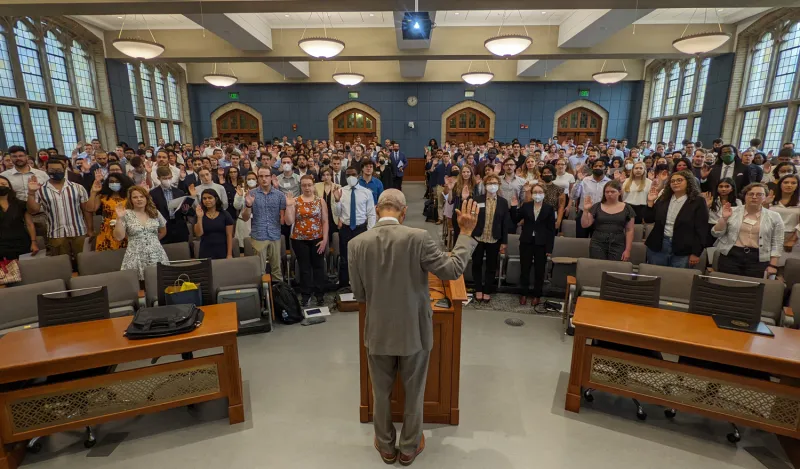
[
  {"x1": 688, "y1": 275, "x2": 764, "y2": 324},
  {"x1": 599, "y1": 272, "x2": 661, "y2": 308},
  {"x1": 37, "y1": 286, "x2": 110, "y2": 327},
  {"x1": 156, "y1": 259, "x2": 214, "y2": 307}
]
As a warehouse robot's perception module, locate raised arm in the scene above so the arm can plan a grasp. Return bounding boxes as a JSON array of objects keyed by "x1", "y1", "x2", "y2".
[{"x1": 420, "y1": 199, "x2": 479, "y2": 280}]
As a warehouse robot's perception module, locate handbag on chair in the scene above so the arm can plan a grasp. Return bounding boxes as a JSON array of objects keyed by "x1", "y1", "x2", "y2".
[{"x1": 0, "y1": 258, "x2": 21, "y2": 285}]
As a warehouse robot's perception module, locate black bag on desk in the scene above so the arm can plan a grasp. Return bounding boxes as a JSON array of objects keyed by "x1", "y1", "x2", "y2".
[{"x1": 125, "y1": 304, "x2": 204, "y2": 339}]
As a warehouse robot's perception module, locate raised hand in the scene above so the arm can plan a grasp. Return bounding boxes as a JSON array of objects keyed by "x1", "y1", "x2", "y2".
[
  {"x1": 28, "y1": 175, "x2": 40, "y2": 193},
  {"x1": 647, "y1": 186, "x2": 659, "y2": 204},
  {"x1": 702, "y1": 191, "x2": 713, "y2": 207},
  {"x1": 721, "y1": 202, "x2": 733, "y2": 220},
  {"x1": 285, "y1": 193, "x2": 296, "y2": 207},
  {"x1": 583, "y1": 195, "x2": 593, "y2": 212},
  {"x1": 94, "y1": 168, "x2": 104, "y2": 182},
  {"x1": 114, "y1": 203, "x2": 127, "y2": 219},
  {"x1": 271, "y1": 176, "x2": 279, "y2": 189},
  {"x1": 700, "y1": 165, "x2": 712, "y2": 179},
  {"x1": 244, "y1": 191, "x2": 255, "y2": 207},
  {"x1": 763, "y1": 161, "x2": 772, "y2": 174},
  {"x1": 188, "y1": 184, "x2": 196, "y2": 196},
  {"x1": 765, "y1": 189, "x2": 775, "y2": 206},
  {"x1": 92, "y1": 176, "x2": 103, "y2": 193},
  {"x1": 144, "y1": 159, "x2": 153, "y2": 172},
  {"x1": 195, "y1": 204, "x2": 204, "y2": 218},
  {"x1": 455, "y1": 198, "x2": 479, "y2": 236},
  {"x1": 236, "y1": 184, "x2": 245, "y2": 197},
  {"x1": 333, "y1": 186, "x2": 343, "y2": 202}
]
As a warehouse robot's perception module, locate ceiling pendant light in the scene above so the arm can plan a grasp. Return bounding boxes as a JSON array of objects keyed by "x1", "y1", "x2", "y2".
[
  {"x1": 484, "y1": 12, "x2": 531, "y2": 57},
  {"x1": 332, "y1": 62, "x2": 364, "y2": 86},
  {"x1": 672, "y1": 8, "x2": 731, "y2": 55},
  {"x1": 112, "y1": 14, "x2": 165, "y2": 59},
  {"x1": 298, "y1": 13, "x2": 345, "y2": 58},
  {"x1": 461, "y1": 61, "x2": 494, "y2": 86},
  {"x1": 593, "y1": 60, "x2": 628, "y2": 84},
  {"x1": 204, "y1": 63, "x2": 238, "y2": 87}
]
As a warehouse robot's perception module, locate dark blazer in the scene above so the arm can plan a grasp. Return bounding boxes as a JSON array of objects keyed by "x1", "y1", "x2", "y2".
[
  {"x1": 330, "y1": 169, "x2": 347, "y2": 186},
  {"x1": 511, "y1": 201, "x2": 557, "y2": 253},
  {"x1": 465, "y1": 194, "x2": 513, "y2": 245},
  {"x1": 642, "y1": 195, "x2": 708, "y2": 257},
  {"x1": 389, "y1": 150, "x2": 408, "y2": 177},
  {"x1": 150, "y1": 186, "x2": 190, "y2": 244},
  {"x1": 700, "y1": 158, "x2": 751, "y2": 197},
  {"x1": 377, "y1": 162, "x2": 395, "y2": 190}
]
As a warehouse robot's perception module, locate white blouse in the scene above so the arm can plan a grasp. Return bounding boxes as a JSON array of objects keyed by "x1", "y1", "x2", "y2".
[
  {"x1": 622, "y1": 178, "x2": 652, "y2": 206},
  {"x1": 770, "y1": 202, "x2": 800, "y2": 234},
  {"x1": 554, "y1": 173, "x2": 575, "y2": 193}
]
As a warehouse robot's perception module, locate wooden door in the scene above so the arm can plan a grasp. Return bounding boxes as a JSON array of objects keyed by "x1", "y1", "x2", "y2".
[
  {"x1": 445, "y1": 108, "x2": 490, "y2": 145},
  {"x1": 556, "y1": 107, "x2": 602, "y2": 145},
  {"x1": 216, "y1": 109, "x2": 260, "y2": 143},
  {"x1": 333, "y1": 109, "x2": 377, "y2": 144}
]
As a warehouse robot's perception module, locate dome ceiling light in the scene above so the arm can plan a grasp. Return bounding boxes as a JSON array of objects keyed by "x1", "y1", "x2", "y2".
[
  {"x1": 112, "y1": 14, "x2": 165, "y2": 59},
  {"x1": 461, "y1": 61, "x2": 494, "y2": 86},
  {"x1": 298, "y1": 13, "x2": 345, "y2": 58},
  {"x1": 332, "y1": 62, "x2": 364, "y2": 86},
  {"x1": 592, "y1": 60, "x2": 628, "y2": 85},
  {"x1": 204, "y1": 64, "x2": 238, "y2": 87},
  {"x1": 672, "y1": 8, "x2": 731, "y2": 55},
  {"x1": 484, "y1": 12, "x2": 532, "y2": 57}
]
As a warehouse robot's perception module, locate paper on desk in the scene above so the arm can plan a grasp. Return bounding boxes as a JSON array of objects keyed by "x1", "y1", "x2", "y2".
[
  {"x1": 339, "y1": 293, "x2": 355, "y2": 302},
  {"x1": 168, "y1": 195, "x2": 194, "y2": 217}
]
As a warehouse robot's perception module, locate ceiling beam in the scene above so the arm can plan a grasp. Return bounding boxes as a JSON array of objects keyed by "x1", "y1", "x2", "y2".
[
  {"x1": 399, "y1": 60, "x2": 428, "y2": 78},
  {"x1": 517, "y1": 60, "x2": 566, "y2": 77},
  {"x1": 264, "y1": 61, "x2": 310, "y2": 79},
  {"x1": 1, "y1": 0, "x2": 792, "y2": 16},
  {"x1": 558, "y1": 9, "x2": 656, "y2": 48}
]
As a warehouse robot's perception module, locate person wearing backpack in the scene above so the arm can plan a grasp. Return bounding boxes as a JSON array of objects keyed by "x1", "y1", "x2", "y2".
[{"x1": 348, "y1": 189, "x2": 478, "y2": 466}]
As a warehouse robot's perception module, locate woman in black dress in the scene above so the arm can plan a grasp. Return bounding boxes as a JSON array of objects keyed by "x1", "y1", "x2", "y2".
[
  {"x1": 513, "y1": 182, "x2": 556, "y2": 306},
  {"x1": 222, "y1": 166, "x2": 242, "y2": 224},
  {"x1": 193, "y1": 189, "x2": 234, "y2": 259},
  {"x1": 0, "y1": 175, "x2": 37, "y2": 260}
]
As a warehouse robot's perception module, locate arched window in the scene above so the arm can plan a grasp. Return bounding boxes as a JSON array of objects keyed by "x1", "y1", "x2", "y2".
[
  {"x1": 646, "y1": 57, "x2": 711, "y2": 146},
  {"x1": 736, "y1": 21, "x2": 800, "y2": 154},
  {"x1": 0, "y1": 17, "x2": 104, "y2": 153},
  {"x1": 129, "y1": 63, "x2": 183, "y2": 145}
]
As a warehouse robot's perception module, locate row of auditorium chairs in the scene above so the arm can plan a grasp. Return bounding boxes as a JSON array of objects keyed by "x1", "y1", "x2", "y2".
[{"x1": 0, "y1": 250, "x2": 270, "y2": 336}]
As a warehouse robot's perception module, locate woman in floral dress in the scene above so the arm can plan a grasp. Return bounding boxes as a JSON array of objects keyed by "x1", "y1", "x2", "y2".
[
  {"x1": 113, "y1": 186, "x2": 169, "y2": 281},
  {"x1": 285, "y1": 174, "x2": 329, "y2": 307},
  {"x1": 86, "y1": 170, "x2": 134, "y2": 251}
]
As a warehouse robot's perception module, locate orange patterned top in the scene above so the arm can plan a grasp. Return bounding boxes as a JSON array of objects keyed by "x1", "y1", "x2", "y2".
[{"x1": 291, "y1": 196, "x2": 324, "y2": 241}]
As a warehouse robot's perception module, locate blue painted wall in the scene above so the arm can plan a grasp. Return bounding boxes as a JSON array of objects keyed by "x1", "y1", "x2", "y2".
[
  {"x1": 188, "y1": 81, "x2": 644, "y2": 156},
  {"x1": 698, "y1": 53, "x2": 734, "y2": 147},
  {"x1": 105, "y1": 59, "x2": 138, "y2": 147}
]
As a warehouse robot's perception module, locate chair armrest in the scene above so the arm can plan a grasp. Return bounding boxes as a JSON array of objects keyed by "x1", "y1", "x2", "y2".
[
  {"x1": 262, "y1": 274, "x2": 275, "y2": 322},
  {"x1": 784, "y1": 306, "x2": 794, "y2": 318},
  {"x1": 783, "y1": 306, "x2": 796, "y2": 329},
  {"x1": 565, "y1": 275, "x2": 576, "y2": 306},
  {"x1": 261, "y1": 273, "x2": 272, "y2": 284}
]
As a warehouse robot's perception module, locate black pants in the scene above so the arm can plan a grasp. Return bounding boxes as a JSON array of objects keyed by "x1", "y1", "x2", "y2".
[
  {"x1": 393, "y1": 176, "x2": 403, "y2": 191},
  {"x1": 717, "y1": 246, "x2": 768, "y2": 278},
  {"x1": 472, "y1": 240, "x2": 501, "y2": 294},
  {"x1": 519, "y1": 243, "x2": 547, "y2": 298},
  {"x1": 575, "y1": 211, "x2": 593, "y2": 239},
  {"x1": 631, "y1": 204, "x2": 646, "y2": 225},
  {"x1": 339, "y1": 223, "x2": 367, "y2": 287},
  {"x1": 292, "y1": 238, "x2": 326, "y2": 299}
]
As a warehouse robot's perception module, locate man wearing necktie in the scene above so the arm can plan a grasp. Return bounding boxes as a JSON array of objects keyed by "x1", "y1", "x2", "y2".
[
  {"x1": 700, "y1": 144, "x2": 751, "y2": 197},
  {"x1": 333, "y1": 166, "x2": 376, "y2": 288},
  {"x1": 389, "y1": 141, "x2": 408, "y2": 190}
]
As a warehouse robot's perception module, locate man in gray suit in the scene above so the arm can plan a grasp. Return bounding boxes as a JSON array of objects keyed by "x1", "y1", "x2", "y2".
[{"x1": 349, "y1": 189, "x2": 478, "y2": 465}]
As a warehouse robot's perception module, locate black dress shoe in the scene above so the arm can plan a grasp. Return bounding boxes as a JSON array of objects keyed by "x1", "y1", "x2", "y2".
[{"x1": 316, "y1": 296, "x2": 325, "y2": 306}]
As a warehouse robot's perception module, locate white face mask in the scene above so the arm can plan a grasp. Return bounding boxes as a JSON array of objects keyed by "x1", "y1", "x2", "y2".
[
  {"x1": 160, "y1": 179, "x2": 171, "y2": 189},
  {"x1": 486, "y1": 184, "x2": 499, "y2": 194},
  {"x1": 346, "y1": 176, "x2": 358, "y2": 187},
  {"x1": 282, "y1": 163, "x2": 292, "y2": 172},
  {"x1": 532, "y1": 193, "x2": 545, "y2": 203},
  {"x1": 625, "y1": 163, "x2": 634, "y2": 170},
  {"x1": 145, "y1": 151, "x2": 153, "y2": 158},
  {"x1": 246, "y1": 179, "x2": 257, "y2": 188}
]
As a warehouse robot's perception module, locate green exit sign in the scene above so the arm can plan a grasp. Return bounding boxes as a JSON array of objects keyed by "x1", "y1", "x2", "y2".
[
  {"x1": 348, "y1": 91, "x2": 359, "y2": 99},
  {"x1": 579, "y1": 89, "x2": 590, "y2": 97},
  {"x1": 228, "y1": 92, "x2": 239, "y2": 99}
]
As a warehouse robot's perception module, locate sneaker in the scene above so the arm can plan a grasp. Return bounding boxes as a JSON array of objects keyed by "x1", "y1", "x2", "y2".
[{"x1": 399, "y1": 434, "x2": 425, "y2": 466}]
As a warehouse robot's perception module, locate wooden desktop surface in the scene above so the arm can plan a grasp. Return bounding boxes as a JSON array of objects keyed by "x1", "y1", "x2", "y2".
[
  {"x1": 572, "y1": 298, "x2": 800, "y2": 377},
  {"x1": 0, "y1": 304, "x2": 239, "y2": 385}
]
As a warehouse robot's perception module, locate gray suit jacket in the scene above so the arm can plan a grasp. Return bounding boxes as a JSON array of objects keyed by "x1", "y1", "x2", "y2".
[{"x1": 349, "y1": 218, "x2": 477, "y2": 356}]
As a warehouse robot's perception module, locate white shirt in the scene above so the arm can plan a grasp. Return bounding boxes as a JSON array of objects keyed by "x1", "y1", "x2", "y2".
[
  {"x1": 622, "y1": 178, "x2": 652, "y2": 206},
  {"x1": 333, "y1": 184, "x2": 376, "y2": 229},
  {"x1": 194, "y1": 182, "x2": 229, "y2": 210},
  {"x1": 150, "y1": 165, "x2": 180, "y2": 189},
  {"x1": 721, "y1": 162, "x2": 735, "y2": 180},
  {"x1": 0, "y1": 166, "x2": 49, "y2": 201},
  {"x1": 573, "y1": 176, "x2": 610, "y2": 209},
  {"x1": 554, "y1": 173, "x2": 575, "y2": 193},
  {"x1": 202, "y1": 146, "x2": 220, "y2": 158},
  {"x1": 664, "y1": 195, "x2": 688, "y2": 237}
]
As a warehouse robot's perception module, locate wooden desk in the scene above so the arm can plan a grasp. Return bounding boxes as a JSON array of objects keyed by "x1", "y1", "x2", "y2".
[
  {"x1": 358, "y1": 274, "x2": 467, "y2": 425},
  {"x1": 0, "y1": 303, "x2": 243, "y2": 469},
  {"x1": 567, "y1": 298, "x2": 800, "y2": 467}
]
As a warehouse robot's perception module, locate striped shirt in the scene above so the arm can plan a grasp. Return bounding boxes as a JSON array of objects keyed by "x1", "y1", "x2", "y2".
[{"x1": 35, "y1": 180, "x2": 88, "y2": 238}]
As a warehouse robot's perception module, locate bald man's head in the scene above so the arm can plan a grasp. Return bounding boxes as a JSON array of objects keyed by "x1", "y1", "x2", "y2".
[{"x1": 376, "y1": 188, "x2": 408, "y2": 222}]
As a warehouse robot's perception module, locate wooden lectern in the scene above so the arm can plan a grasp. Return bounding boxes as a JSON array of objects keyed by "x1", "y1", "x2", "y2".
[{"x1": 358, "y1": 273, "x2": 467, "y2": 425}]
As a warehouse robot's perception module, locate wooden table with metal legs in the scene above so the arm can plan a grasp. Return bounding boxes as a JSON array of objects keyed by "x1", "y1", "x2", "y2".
[
  {"x1": 0, "y1": 303, "x2": 244, "y2": 469},
  {"x1": 566, "y1": 298, "x2": 800, "y2": 468}
]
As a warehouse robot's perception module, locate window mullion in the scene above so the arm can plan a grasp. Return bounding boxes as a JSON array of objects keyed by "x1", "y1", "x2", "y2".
[
  {"x1": 762, "y1": 36, "x2": 781, "y2": 106},
  {"x1": 3, "y1": 31, "x2": 36, "y2": 151},
  {"x1": 36, "y1": 34, "x2": 55, "y2": 106},
  {"x1": 689, "y1": 59, "x2": 699, "y2": 115}
]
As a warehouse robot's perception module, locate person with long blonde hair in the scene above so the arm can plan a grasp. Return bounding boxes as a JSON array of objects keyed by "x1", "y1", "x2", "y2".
[
  {"x1": 518, "y1": 156, "x2": 540, "y2": 183},
  {"x1": 622, "y1": 161, "x2": 651, "y2": 223},
  {"x1": 114, "y1": 186, "x2": 168, "y2": 280}
]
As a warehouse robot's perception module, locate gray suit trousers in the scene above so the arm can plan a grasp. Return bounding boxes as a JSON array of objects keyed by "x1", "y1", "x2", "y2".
[{"x1": 367, "y1": 349, "x2": 430, "y2": 455}]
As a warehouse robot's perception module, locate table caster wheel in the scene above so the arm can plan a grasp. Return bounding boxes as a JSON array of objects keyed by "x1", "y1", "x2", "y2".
[
  {"x1": 664, "y1": 409, "x2": 676, "y2": 419},
  {"x1": 84, "y1": 439, "x2": 96, "y2": 449},
  {"x1": 583, "y1": 389, "x2": 594, "y2": 402},
  {"x1": 636, "y1": 408, "x2": 647, "y2": 421},
  {"x1": 27, "y1": 440, "x2": 42, "y2": 454},
  {"x1": 727, "y1": 432, "x2": 741, "y2": 444}
]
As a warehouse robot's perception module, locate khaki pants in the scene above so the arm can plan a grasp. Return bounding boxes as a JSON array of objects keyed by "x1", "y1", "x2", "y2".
[
  {"x1": 250, "y1": 238, "x2": 283, "y2": 281},
  {"x1": 47, "y1": 236, "x2": 86, "y2": 261},
  {"x1": 435, "y1": 185, "x2": 445, "y2": 221},
  {"x1": 368, "y1": 349, "x2": 430, "y2": 456}
]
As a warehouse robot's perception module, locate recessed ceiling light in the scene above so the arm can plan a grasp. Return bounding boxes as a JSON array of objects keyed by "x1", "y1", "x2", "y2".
[
  {"x1": 117, "y1": 16, "x2": 123, "y2": 19},
  {"x1": 541, "y1": 11, "x2": 547, "y2": 14},
  {"x1": 454, "y1": 12, "x2": 460, "y2": 15},
  {"x1": 284, "y1": 14, "x2": 290, "y2": 17},
  {"x1": 369, "y1": 13, "x2": 374, "y2": 17},
  {"x1": 717, "y1": 8, "x2": 724, "y2": 11}
]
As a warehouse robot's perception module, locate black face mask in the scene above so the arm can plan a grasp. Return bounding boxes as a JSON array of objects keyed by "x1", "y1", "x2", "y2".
[
  {"x1": 592, "y1": 168, "x2": 605, "y2": 177},
  {"x1": 49, "y1": 171, "x2": 65, "y2": 181},
  {"x1": 0, "y1": 186, "x2": 10, "y2": 196},
  {"x1": 541, "y1": 174, "x2": 554, "y2": 183},
  {"x1": 322, "y1": 159, "x2": 330, "y2": 166},
  {"x1": 655, "y1": 164, "x2": 670, "y2": 172}
]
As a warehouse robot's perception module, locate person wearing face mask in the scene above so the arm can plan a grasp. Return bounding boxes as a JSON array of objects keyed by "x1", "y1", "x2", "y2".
[
  {"x1": 700, "y1": 144, "x2": 751, "y2": 198},
  {"x1": 467, "y1": 173, "x2": 513, "y2": 304},
  {"x1": 332, "y1": 167, "x2": 376, "y2": 289},
  {"x1": 27, "y1": 157, "x2": 91, "y2": 261},
  {"x1": 622, "y1": 161, "x2": 652, "y2": 223},
  {"x1": 0, "y1": 175, "x2": 38, "y2": 261},
  {"x1": 571, "y1": 159, "x2": 611, "y2": 238},
  {"x1": 233, "y1": 171, "x2": 258, "y2": 250},
  {"x1": 764, "y1": 162, "x2": 796, "y2": 193},
  {"x1": 475, "y1": 148, "x2": 499, "y2": 178},
  {"x1": 150, "y1": 166, "x2": 192, "y2": 245},
  {"x1": 513, "y1": 182, "x2": 556, "y2": 306},
  {"x1": 375, "y1": 152, "x2": 395, "y2": 192},
  {"x1": 276, "y1": 156, "x2": 301, "y2": 198},
  {"x1": 86, "y1": 170, "x2": 134, "y2": 251}
]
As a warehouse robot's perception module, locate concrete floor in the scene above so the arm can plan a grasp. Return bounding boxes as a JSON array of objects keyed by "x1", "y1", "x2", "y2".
[{"x1": 22, "y1": 182, "x2": 791, "y2": 469}]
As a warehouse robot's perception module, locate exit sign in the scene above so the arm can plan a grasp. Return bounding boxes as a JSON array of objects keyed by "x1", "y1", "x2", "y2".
[
  {"x1": 228, "y1": 92, "x2": 239, "y2": 99},
  {"x1": 348, "y1": 91, "x2": 359, "y2": 99},
  {"x1": 579, "y1": 89, "x2": 590, "y2": 97}
]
